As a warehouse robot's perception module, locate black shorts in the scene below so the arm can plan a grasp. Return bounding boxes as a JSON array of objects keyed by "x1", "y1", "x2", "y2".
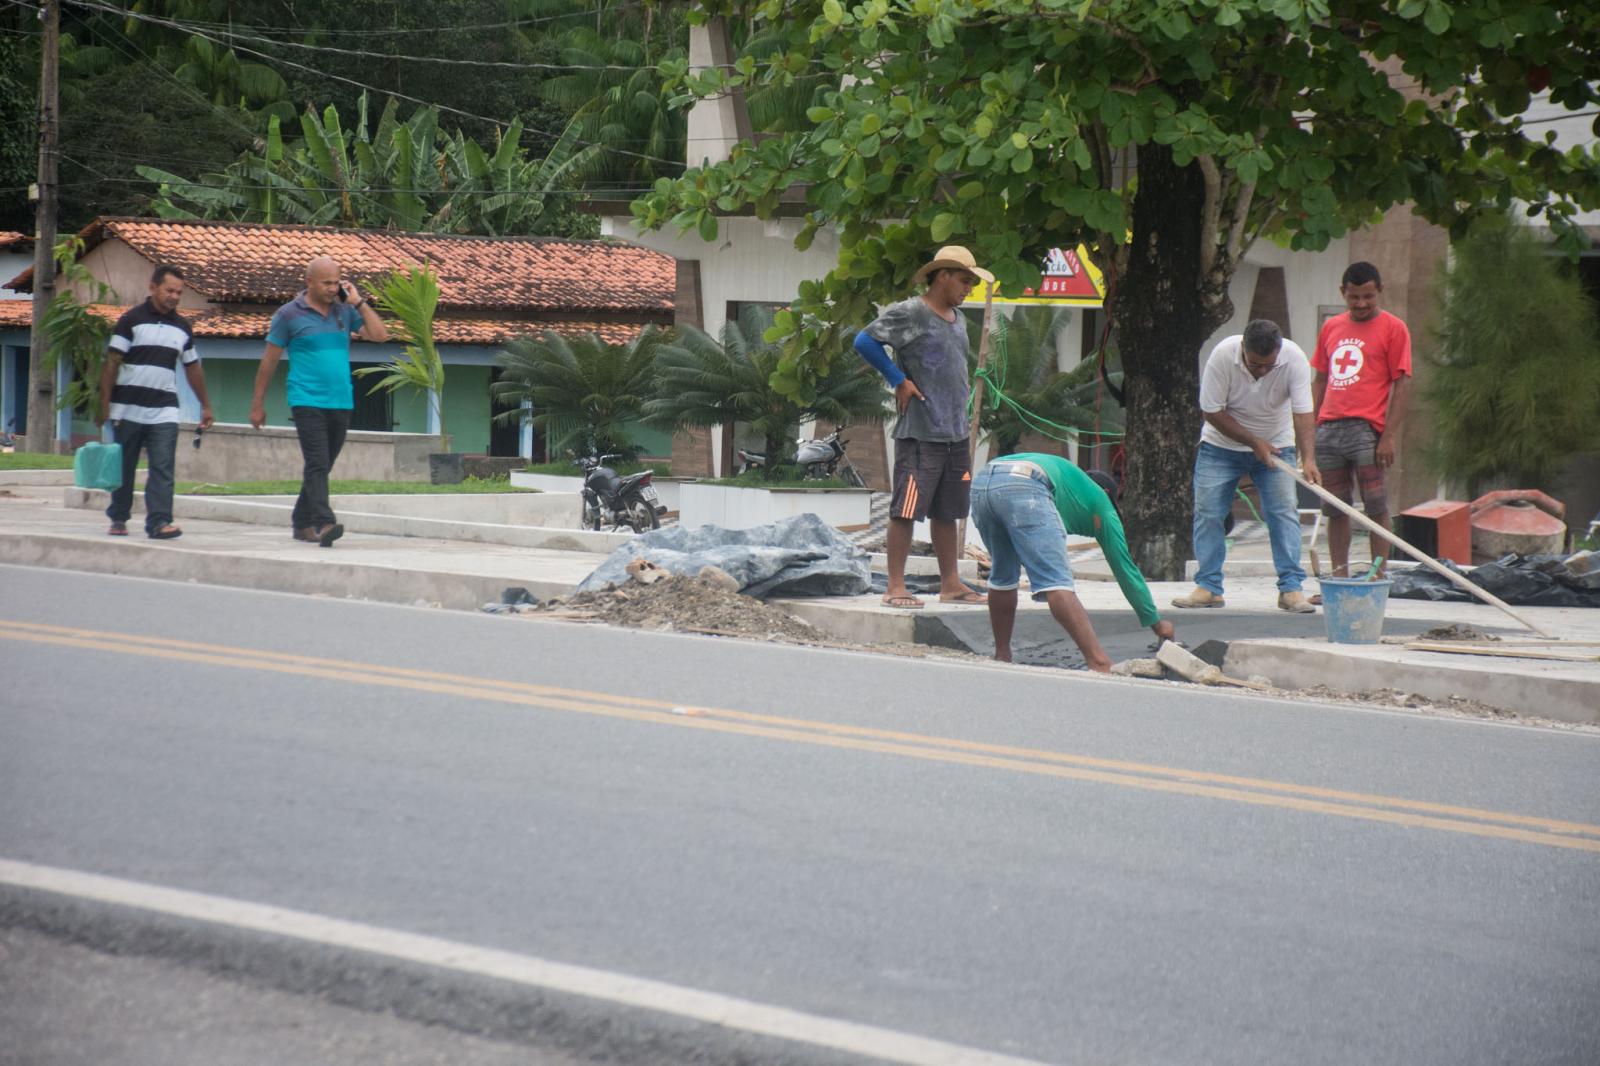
[{"x1": 891, "y1": 439, "x2": 972, "y2": 522}]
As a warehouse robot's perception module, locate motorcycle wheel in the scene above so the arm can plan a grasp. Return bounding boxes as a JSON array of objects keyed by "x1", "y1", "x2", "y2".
[
  {"x1": 581, "y1": 498, "x2": 602, "y2": 531},
  {"x1": 624, "y1": 495, "x2": 660, "y2": 533},
  {"x1": 843, "y1": 462, "x2": 866, "y2": 489}
]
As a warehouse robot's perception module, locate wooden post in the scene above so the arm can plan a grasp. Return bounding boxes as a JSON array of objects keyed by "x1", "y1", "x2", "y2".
[
  {"x1": 1270, "y1": 457, "x2": 1555, "y2": 638},
  {"x1": 956, "y1": 289, "x2": 996, "y2": 552},
  {"x1": 26, "y1": 0, "x2": 60, "y2": 454}
]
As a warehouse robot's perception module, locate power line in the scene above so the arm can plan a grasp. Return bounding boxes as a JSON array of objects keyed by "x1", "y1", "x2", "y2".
[
  {"x1": 62, "y1": 0, "x2": 684, "y2": 169},
  {"x1": 70, "y1": 0, "x2": 709, "y2": 74},
  {"x1": 93, "y1": 4, "x2": 623, "y2": 38}
]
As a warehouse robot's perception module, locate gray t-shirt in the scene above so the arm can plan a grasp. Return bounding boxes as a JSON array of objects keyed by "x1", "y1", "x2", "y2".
[{"x1": 865, "y1": 297, "x2": 971, "y2": 442}]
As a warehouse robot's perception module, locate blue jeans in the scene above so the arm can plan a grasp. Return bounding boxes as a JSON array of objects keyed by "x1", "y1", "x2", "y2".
[
  {"x1": 1192, "y1": 441, "x2": 1304, "y2": 595},
  {"x1": 970, "y1": 461, "x2": 1075, "y2": 599},
  {"x1": 106, "y1": 420, "x2": 177, "y2": 534}
]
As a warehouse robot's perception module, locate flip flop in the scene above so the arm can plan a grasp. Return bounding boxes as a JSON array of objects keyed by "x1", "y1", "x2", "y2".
[
  {"x1": 939, "y1": 589, "x2": 988, "y2": 605},
  {"x1": 881, "y1": 593, "x2": 925, "y2": 610},
  {"x1": 107, "y1": 523, "x2": 127, "y2": 536},
  {"x1": 148, "y1": 525, "x2": 183, "y2": 540}
]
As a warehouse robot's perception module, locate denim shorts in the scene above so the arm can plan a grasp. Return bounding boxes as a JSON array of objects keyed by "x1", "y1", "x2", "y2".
[{"x1": 970, "y1": 460, "x2": 1074, "y2": 600}]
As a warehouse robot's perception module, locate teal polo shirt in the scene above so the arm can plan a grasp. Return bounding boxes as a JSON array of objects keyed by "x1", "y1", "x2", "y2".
[{"x1": 265, "y1": 292, "x2": 364, "y2": 409}]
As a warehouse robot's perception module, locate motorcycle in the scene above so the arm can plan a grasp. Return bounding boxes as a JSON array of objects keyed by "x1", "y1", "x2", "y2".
[
  {"x1": 737, "y1": 428, "x2": 866, "y2": 487},
  {"x1": 574, "y1": 453, "x2": 665, "y2": 533}
]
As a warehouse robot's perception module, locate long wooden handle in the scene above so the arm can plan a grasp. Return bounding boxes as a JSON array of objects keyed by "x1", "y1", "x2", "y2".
[{"x1": 1270, "y1": 457, "x2": 1554, "y2": 638}]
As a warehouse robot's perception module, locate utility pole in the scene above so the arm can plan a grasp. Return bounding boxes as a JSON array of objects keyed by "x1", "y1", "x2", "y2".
[{"x1": 26, "y1": 0, "x2": 60, "y2": 454}]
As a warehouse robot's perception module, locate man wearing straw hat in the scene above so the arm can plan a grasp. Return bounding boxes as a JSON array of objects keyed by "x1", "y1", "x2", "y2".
[{"x1": 853, "y1": 246, "x2": 993, "y2": 609}]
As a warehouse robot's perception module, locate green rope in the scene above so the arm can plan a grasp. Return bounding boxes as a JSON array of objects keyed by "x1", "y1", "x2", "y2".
[
  {"x1": 968, "y1": 321, "x2": 1126, "y2": 445},
  {"x1": 1234, "y1": 487, "x2": 1265, "y2": 526}
]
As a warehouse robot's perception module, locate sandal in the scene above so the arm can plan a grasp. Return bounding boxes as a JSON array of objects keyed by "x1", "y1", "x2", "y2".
[
  {"x1": 107, "y1": 522, "x2": 127, "y2": 536},
  {"x1": 148, "y1": 525, "x2": 183, "y2": 540},
  {"x1": 938, "y1": 589, "x2": 988, "y2": 605},
  {"x1": 881, "y1": 593, "x2": 925, "y2": 610}
]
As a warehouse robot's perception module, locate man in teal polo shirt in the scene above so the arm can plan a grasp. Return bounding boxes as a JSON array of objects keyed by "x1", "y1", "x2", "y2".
[
  {"x1": 249, "y1": 256, "x2": 388, "y2": 546},
  {"x1": 969, "y1": 453, "x2": 1176, "y2": 672}
]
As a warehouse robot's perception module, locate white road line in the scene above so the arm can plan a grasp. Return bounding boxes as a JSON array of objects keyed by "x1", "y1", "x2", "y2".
[{"x1": 0, "y1": 858, "x2": 1049, "y2": 1066}]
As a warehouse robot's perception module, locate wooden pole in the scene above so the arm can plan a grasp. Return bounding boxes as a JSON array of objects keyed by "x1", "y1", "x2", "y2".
[
  {"x1": 956, "y1": 288, "x2": 996, "y2": 552},
  {"x1": 26, "y1": 0, "x2": 60, "y2": 454},
  {"x1": 1270, "y1": 457, "x2": 1555, "y2": 638}
]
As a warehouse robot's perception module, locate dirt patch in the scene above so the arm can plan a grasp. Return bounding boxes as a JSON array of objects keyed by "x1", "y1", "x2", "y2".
[
  {"x1": 532, "y1": 573, "x2": 822, "y2": 641},
  {"x1": 1415, "y1": 623, "x2": 1501, "y2": 642},
  {"x1": 519, "y1": 573, "x2": 982, "y2": 662}
]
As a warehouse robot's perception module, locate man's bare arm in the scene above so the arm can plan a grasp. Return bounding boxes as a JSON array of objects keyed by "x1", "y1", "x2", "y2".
[
  {"x1": 183, "y1": 361, "x2": 214, "y2": 429},
  {"x1": 1376, "y1": 377, "x2": 1407, "y2": 467},
  {"x1": 96, "y1": 351, "x2": 121, "y2": 426},
  {"x1": 249, "y1": 344, "x2": 284, "y2": 429},
  {"x1": 1292, "y1": 411, "x2": 1321, "y2": 484}
]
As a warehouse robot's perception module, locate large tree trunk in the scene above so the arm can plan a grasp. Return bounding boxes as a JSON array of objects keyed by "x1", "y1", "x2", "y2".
[{"x1": 1112, "y1": 145, "x2": 1234, "y2": 581}]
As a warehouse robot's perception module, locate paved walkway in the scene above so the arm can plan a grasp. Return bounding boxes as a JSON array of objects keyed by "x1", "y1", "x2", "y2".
[{"x1": 3, "y1": 475, "x2": 1596, "y2": 724}]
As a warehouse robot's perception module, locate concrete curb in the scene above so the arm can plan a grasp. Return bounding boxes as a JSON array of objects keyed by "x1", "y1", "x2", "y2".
[
  {"x1": 0, "y1": 533, "x2": 577, "y2": 612},
  {"x1": 62, "y1": 488, "x2": 633, "y2": 555},
  {"x1": 1224, "y1": 639, "x2": 1599, "y2": 726}
]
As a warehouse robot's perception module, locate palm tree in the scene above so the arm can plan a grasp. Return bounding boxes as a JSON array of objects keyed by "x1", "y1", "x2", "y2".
[
  {"x1": 354, "y1": 266, "x2": 446, "y2": 448},
  {"x1": 490, "y1": 328, "x2": 667, "y2": 461},
  {"x1": 645, "y1": 306, "x2": 889, "y2": 480},
  {"x1": 972, "y1": 307, "x2": 1125, "y2": 456}
]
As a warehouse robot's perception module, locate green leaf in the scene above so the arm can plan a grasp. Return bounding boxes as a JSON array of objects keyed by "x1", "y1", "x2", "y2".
[
  {"x1": 931, "y1": 212, "x2": 960, "y2": 241},
  {"x1": 698, "y1": 212, "x2": 719, "y2": 242},
  {"x1": 823, "y1": 0, "x2": 844, "y2": 26}
]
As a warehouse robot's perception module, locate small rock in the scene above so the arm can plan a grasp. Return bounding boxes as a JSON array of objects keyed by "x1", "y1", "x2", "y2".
[
  {"x1": 625, "y1": 558, "x2": 669, "y2": 585},
  {"x1": 1247, "y1": 675, "x2": 1273, "y2": 688},
  {"x1": 697, "y1": 565, "x2": 741, "y2": 593},
  {"x1": 1111, "y1": 658, "x2": 1164, "y2": 678}
]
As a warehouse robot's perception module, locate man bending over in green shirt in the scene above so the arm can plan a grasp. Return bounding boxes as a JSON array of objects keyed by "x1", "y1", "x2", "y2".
[{"x1": 969, "y1": 453, "x2": 1176, "y2": 672}]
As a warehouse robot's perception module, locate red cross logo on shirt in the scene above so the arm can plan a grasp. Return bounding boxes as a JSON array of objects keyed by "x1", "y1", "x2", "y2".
[{"x1": 1329, "y1": 343, "x2": 1364, "y2": 383}]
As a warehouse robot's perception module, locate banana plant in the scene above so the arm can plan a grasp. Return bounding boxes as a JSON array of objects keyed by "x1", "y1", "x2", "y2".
[
  {"x1": 353, "y1": 267, "x2": 447, "y2": 449},
  {"x1": 139, "y1": 94, "x2": 597, "y2": 239}
]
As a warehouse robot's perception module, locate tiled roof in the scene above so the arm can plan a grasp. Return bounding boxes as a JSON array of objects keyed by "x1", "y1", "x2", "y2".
[
  {"x1": 0, "y1": 301, "x2": 652, "y2": 346},
  {"x1": 5, "y1": 218, "x2": 676, "y2": 315}
]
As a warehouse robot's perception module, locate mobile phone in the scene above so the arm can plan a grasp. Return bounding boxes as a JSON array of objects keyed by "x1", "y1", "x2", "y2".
[{"x1": 336, "y1": 284, "x2": 347, "y2": 302}]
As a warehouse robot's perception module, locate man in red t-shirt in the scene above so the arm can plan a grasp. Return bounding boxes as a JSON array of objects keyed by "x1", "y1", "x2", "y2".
[{"x1": 1311, "y1": 261, "x2": 1411, "y2": 588}]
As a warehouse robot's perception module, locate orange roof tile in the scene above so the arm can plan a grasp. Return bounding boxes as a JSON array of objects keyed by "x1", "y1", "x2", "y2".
[
  {"x1": 5, "y1": 218, "x2": 676, "y2": 316},
  {"x1": 0, "y1": 301, "x2": 651, "y2": 346}
]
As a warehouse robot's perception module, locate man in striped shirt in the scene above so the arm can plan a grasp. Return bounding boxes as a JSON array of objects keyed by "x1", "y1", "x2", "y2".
[{"x1": 96, "y1": 265, "x2": 213, "y2": 539}]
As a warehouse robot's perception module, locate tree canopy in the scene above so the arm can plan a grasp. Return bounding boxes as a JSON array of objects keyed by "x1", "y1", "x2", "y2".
[{"x1": 633, "y1": 0, "x2": 1600, "y2": 574}]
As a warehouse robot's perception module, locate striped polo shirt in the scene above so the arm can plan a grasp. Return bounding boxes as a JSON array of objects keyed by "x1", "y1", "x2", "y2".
[
  {"x1": 266, "y1": 292, "x2": 364, "y2": 409},
  {"x1": 107, "y1": 300, "x2": 200, "y2": 425}
]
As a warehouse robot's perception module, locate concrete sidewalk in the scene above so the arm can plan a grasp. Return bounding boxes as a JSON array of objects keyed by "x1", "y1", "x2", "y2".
[{"x1": 3, "y1": 475, "x2": 1596, "y2": 724}]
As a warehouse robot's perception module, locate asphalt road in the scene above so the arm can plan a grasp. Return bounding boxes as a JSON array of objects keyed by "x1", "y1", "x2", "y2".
[{"x1": 2, "y1": 564, "x2": 1598, "y2": 1065}]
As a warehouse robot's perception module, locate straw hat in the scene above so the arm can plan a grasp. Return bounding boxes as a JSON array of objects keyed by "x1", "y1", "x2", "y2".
[{"x1": 910, "y1": 245, "x2": 995, "y2": 285}]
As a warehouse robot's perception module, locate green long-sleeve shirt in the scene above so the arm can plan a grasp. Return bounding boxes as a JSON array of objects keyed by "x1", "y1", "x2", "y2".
[{"x1": 999, "y1": 453, "x2": 1161, "y2": 627}]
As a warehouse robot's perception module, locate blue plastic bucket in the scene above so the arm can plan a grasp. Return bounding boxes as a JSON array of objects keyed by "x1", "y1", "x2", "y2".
[{"x1": 1319, "y1": 577, "x2": 1393, "y2": 644}]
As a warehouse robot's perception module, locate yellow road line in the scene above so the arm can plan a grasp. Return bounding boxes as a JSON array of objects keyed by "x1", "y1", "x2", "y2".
[{"x1": 3, "y1": 619, "x2": 1598, "y2": 853}]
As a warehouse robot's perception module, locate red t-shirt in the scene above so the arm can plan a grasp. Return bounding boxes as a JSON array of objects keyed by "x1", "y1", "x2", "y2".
[{"x1": 1312, "y1": 310, "x2": 1411, "y2": 434}]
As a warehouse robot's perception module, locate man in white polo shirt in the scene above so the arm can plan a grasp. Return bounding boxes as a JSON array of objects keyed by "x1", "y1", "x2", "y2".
[{"x1": 1172, "y1": 319, "x2": 1321, "y2": 613}]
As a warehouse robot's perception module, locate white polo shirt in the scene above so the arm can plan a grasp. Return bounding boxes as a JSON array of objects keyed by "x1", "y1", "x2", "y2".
[{"x1": 1198, "y1": 335, "x2": 1313, "y2": 451}]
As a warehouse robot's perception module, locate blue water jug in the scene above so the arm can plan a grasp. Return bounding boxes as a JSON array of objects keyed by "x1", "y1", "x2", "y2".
[{"x1": 73, "y1": 441, "x2": 123, "y2": 491}]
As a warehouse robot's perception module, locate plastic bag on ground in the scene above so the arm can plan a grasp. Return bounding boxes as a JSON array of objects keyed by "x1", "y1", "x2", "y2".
[
  {"x1": 1386, "y1": 553, "x2": 1600, "y2": 608},
  {"x1": 576, "y1": 513, "x2": 872, "y2": 599}
]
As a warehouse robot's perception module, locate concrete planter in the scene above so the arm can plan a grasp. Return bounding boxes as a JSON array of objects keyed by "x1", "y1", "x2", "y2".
[
  {"x1": 677, "y1": 482, "x2": 871, "y2": 531},
  {"x1": 180, "y1": 422, "x2": 446, "y2": 483},
  {"x1": 429, "y1": 453, "x2": 466, "y2": 485}
]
